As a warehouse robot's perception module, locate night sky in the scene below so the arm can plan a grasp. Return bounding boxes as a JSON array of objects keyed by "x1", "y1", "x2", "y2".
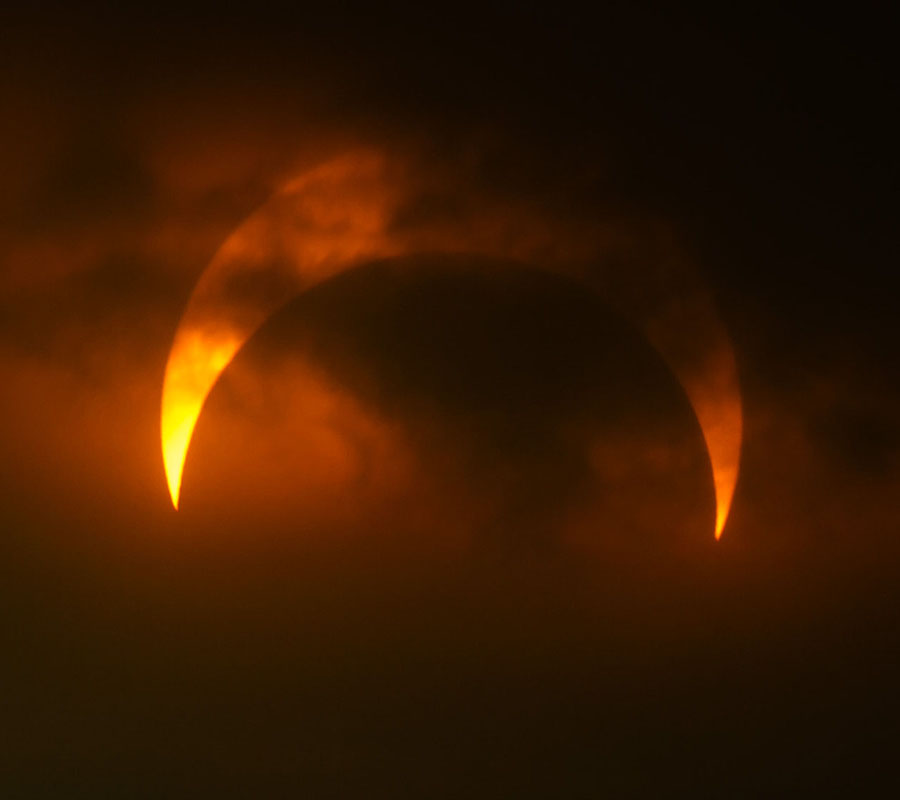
[{"x1": 1, "y1": 7, "x2": 898, "y2": 796}]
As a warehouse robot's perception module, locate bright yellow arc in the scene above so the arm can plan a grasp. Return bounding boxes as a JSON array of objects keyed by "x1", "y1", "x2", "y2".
[
  {"x1": 161, "y1": 149, "x2": 742, "y2": 537},
  {"x1": 162, "y1": 330, "x2": 244, "y2": 508}
]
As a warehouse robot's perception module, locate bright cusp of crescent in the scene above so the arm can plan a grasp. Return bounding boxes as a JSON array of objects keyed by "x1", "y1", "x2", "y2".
[{"x1": 161, "y1": 149, "x2": 742, "y2": 538}]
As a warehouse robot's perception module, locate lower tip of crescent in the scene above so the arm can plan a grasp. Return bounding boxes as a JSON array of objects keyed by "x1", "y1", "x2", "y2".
[
  {"x1": 164, "y1": 464, "x2": 182, "y2": 510},
  {"x1": 166, "y1": 482, "x2": 181, "y2": 511},
  {"x1": 714, "y1": 513, "x2": 727, "y2": 540}
]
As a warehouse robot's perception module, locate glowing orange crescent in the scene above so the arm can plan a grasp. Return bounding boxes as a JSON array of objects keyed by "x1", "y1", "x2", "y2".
[{"x1": 162, "y1": 150, "x2": 742, "y2": 538}]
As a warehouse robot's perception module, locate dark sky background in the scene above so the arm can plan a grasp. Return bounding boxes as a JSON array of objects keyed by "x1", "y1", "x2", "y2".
[{"x1": 1, "y1": 6, "x2": 898, "y2": 797}]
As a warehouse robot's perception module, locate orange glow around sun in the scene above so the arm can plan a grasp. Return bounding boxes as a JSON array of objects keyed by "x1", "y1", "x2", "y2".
[{"x1": 160, "y1": 147, "x2": 743, "y2": 537}]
